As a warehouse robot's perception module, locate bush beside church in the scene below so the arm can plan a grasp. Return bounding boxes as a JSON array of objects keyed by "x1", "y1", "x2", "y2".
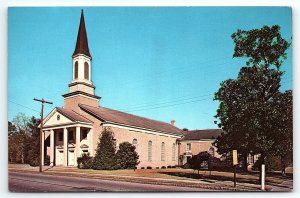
[{"x1": 77, "y1": 128, "x2": 139, "y2": 170}]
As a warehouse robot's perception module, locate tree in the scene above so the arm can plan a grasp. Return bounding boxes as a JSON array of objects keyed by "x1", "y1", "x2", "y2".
[
  {"x1": 214, "y1": 25, "x2": 291, "y2": 178},
  {"x1": 116, "y1": 142, "x2": 139, "y2": 169},
  {"x1": 92, "y1": 128, "x2": 118, "y2": 170},
  {"x1": 270, "y1": 90, "x2": 293, "y2": 175},
  {"x1": 9, "y1": 113, "x2": 31, "y2": 164},
  {"x1": 8, "y1": 115, "x2": 41, "y2": 165},
  {"x1": 27, "y1": 116, "x2": 41, "y2": 166},
  {"x1": 232, "y1": 25, "x2": 289, "y2": 69},
  {"x1": 188, "y1": 151, "x2": 211, "y2": 174}
]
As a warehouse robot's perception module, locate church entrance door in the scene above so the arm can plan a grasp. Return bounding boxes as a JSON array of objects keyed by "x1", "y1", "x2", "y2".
[
  {"x1": 68, "y1": 150, "x2": 75, "y2": 166},
  {"x1": 57, "y1": 150, "x2": 64, "y2": 165}
]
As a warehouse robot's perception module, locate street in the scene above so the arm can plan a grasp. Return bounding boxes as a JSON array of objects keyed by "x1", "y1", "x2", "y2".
[{"x1": 9, "y1": 172, "x2": 209, "y2": 192}]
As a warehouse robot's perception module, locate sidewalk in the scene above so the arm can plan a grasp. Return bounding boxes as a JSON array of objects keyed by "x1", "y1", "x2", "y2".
[{"x1": 8, "y1": 164, "x2": 292, "y2": 192}]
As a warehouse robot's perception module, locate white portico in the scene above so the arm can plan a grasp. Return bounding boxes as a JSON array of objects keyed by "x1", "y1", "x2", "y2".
[{"x1": 42, "y1": 108, "x2": 94, "y2": 166}]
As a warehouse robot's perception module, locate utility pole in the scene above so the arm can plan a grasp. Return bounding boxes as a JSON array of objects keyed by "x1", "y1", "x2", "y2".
[{"x1": 34, "y1": 98, "x2": 53, "y2": 172}]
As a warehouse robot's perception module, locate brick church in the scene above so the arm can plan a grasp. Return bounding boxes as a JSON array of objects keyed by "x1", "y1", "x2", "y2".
[{"x1": 42, "y1": 10, "x2": 222, "y2": 169}]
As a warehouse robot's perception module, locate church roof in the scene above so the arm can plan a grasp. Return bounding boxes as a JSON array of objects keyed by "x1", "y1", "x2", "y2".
[
  {"x1": 73, "y1": 10, "x2": 91, "y2": 58},
  {"x1": 79, "y1": 104, "x2": 184, "y2": 136},
  {"x1": 181, "y1": 129, "x2": 223, "y2": 141},
  {"x1": 56, "y1": 107, "x2": 93, "y2": 123}
]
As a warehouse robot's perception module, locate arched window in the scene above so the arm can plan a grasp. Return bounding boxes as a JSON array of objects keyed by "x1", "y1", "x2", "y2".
[
  {"x1": 74, "y1": 61, "x2": 78, "y2": 79},
  {"x1": 132, "y1": 139, "x2": 137, "y2": 147},
  {"x1": 209, "y1": 147, "x2": 215, "y2": 157},
  {"x1": 148, "y1": 141, "x2": 152, "y2": 161},
  {"x1": 84, "y1": 62, "x2": 89, "y2": 80},
  {"x1": 161, "y1": 142, "x2": 165, "y2": 161},
  {"x1": 172, "y1": 143, "x2": 176, "y2": 161}
]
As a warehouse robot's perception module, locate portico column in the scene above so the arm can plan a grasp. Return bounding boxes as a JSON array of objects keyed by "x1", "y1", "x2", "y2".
[
  {"x1": 50, "y1": 129, "x2": 54, "y2": 166},
  {"x1": 63, "y1": 128, "x2": 68, "y2": 166},
  {"x1": 89, "y1": 128, "x2": 93, "y2": 156},
  {"x1": 75, "y1": 126, "x2": 81, "y2": 166},
  {"x1": 41, "y1": 130, "x2": 45, "y2": 166}
]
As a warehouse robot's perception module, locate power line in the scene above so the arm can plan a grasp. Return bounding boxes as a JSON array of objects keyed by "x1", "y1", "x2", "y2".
[
  {"x1": 8, "y1": 100, "x2": 40, "y2": 113},
  {"x1": 116, "y1": 93, "x2": 214, "y2": 111},
  {"x1": 127, "y1": 97, "x2": 213, "y2": 113}
]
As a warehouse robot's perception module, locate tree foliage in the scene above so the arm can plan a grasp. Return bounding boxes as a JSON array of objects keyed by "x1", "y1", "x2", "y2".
[
  {"x1": 8, "y1": 114, "x2": 41, "y2": 165},
  {"x1": 188, "y1": 151, "x2": 211, "y2": 171},
  {"x1": 214, "y1": 25, "x2": 292, "y2": 174},
  {"x1": 232, "y1": 25, "x2": 290, "y2": 69},
  {"x1": 92, "y1": 128, "x2": 118, "y2": 170},
  {"x1": 116, "y1": 142, "x2": 139, "y2": 169}
]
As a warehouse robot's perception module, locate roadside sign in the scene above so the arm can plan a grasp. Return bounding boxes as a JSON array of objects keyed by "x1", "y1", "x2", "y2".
[{"x1": 233, "y1": 150, "x2": 238, "y2": 165}]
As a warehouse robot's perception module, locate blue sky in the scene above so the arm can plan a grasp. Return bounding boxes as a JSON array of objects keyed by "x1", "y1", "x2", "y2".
[{"x1": 8, "y1": 7, "x2": 292, "y2": 130}]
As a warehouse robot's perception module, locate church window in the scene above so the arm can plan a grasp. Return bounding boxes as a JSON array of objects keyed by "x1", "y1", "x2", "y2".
[
  {"x1": 187, "y1": 143, "x2": 191, "y2": 151},
  {"x1": 74, "y1": 61, "x2": 78, "y2": 79},
  {"x1": 57, "y1": 114, "x2": 60, "y2": 120},
  {"x1": 161, "y1": 142, "x2": 165, "y2": 161},
  {"x1": 148, "y1": 141, "x2": 152, "y2": 161},
  {"x1": 172, "y1": 143, "x2": 176, "y2": 161},
  {"x1": 84, "y1": 62, "x2": 89, "y2": 80},
  {"x1": 132, "y1": 138, "x2": 137, "y2": 145}
]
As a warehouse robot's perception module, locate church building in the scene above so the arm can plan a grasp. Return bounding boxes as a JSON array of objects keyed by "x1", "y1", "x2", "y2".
[{"x1": 42, "y1": 10, "x2": 185, "y2": 168}]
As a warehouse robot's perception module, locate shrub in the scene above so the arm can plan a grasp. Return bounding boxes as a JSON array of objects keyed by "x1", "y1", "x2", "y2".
[
  {"x1": 92, "y1": 128, "x2": 118, "y2": 170},
  {"x1": 146, "y1": 166, "x2": 152, "y2": 169},
  {"x1": 187, "y1": 151, "x2": 211, "y2": 171},
  {"x1": 209, "y1": 157, "x2": 232, "y2": 171},
  {"x1": 253, "y1": 155, "x2": 282, "y2": 171},
  {"x1": 116, "y1": 142, "x2": 139, "y2": 169},
  {"x1": 77, "y1": 153, "x2": 93, "y2": 169}
]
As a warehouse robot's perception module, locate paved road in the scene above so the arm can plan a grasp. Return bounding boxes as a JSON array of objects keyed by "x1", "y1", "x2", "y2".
[{"x1": 9, "y1": 172, "x2": 209, "y2": 192}]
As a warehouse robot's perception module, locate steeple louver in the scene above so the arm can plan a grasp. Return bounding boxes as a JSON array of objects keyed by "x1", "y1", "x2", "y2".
[{"x1": 73, "y1": 10, "x2": 91, "y2": 58}]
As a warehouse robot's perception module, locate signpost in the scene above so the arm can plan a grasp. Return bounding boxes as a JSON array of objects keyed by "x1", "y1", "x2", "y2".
[
  {"x1": 261, "y1": 164, "x2": 265, "y2": 190},
  {"x1": 232, "y1": 150, "x2": 238, "y2": 188}
]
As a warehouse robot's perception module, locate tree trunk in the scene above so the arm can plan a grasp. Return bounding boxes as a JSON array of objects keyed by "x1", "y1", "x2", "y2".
[
  {"x1": 243, "y1": 152, "x2": 248, "y2": 172},
  {"x1": 281, "y1": 156, "x2": 286, "y2": 176}
]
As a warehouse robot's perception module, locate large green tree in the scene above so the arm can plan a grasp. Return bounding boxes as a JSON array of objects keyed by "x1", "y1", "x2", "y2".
[
  {"x1": 92, "y1": 128, "x2": 118, "y2": 170},
  {"x1": 214, "y1": 25, "x2": 291, "y2": 175},
  {"x1": 270, "y1": 90, "x2": 293, "y2": 175}
]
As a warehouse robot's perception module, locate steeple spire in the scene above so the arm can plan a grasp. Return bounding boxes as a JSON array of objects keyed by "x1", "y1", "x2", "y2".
[{"x1": 73, "y1": 10, "x2": 91, "y2": 58}]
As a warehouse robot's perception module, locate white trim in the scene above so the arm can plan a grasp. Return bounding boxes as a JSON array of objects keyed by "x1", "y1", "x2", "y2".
[
  {"x1": 63, "y1": 93, "x2": 99, "y2": 101},
  {"x1": 43, "y1": 122, "x2": 93, "y2": 131},
  {"x1": 42, "y1": 108, "x2": 59, "y2": 126},
  {"x1": 103, "y1": 123, "x2": 182, "y2": 138}
]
